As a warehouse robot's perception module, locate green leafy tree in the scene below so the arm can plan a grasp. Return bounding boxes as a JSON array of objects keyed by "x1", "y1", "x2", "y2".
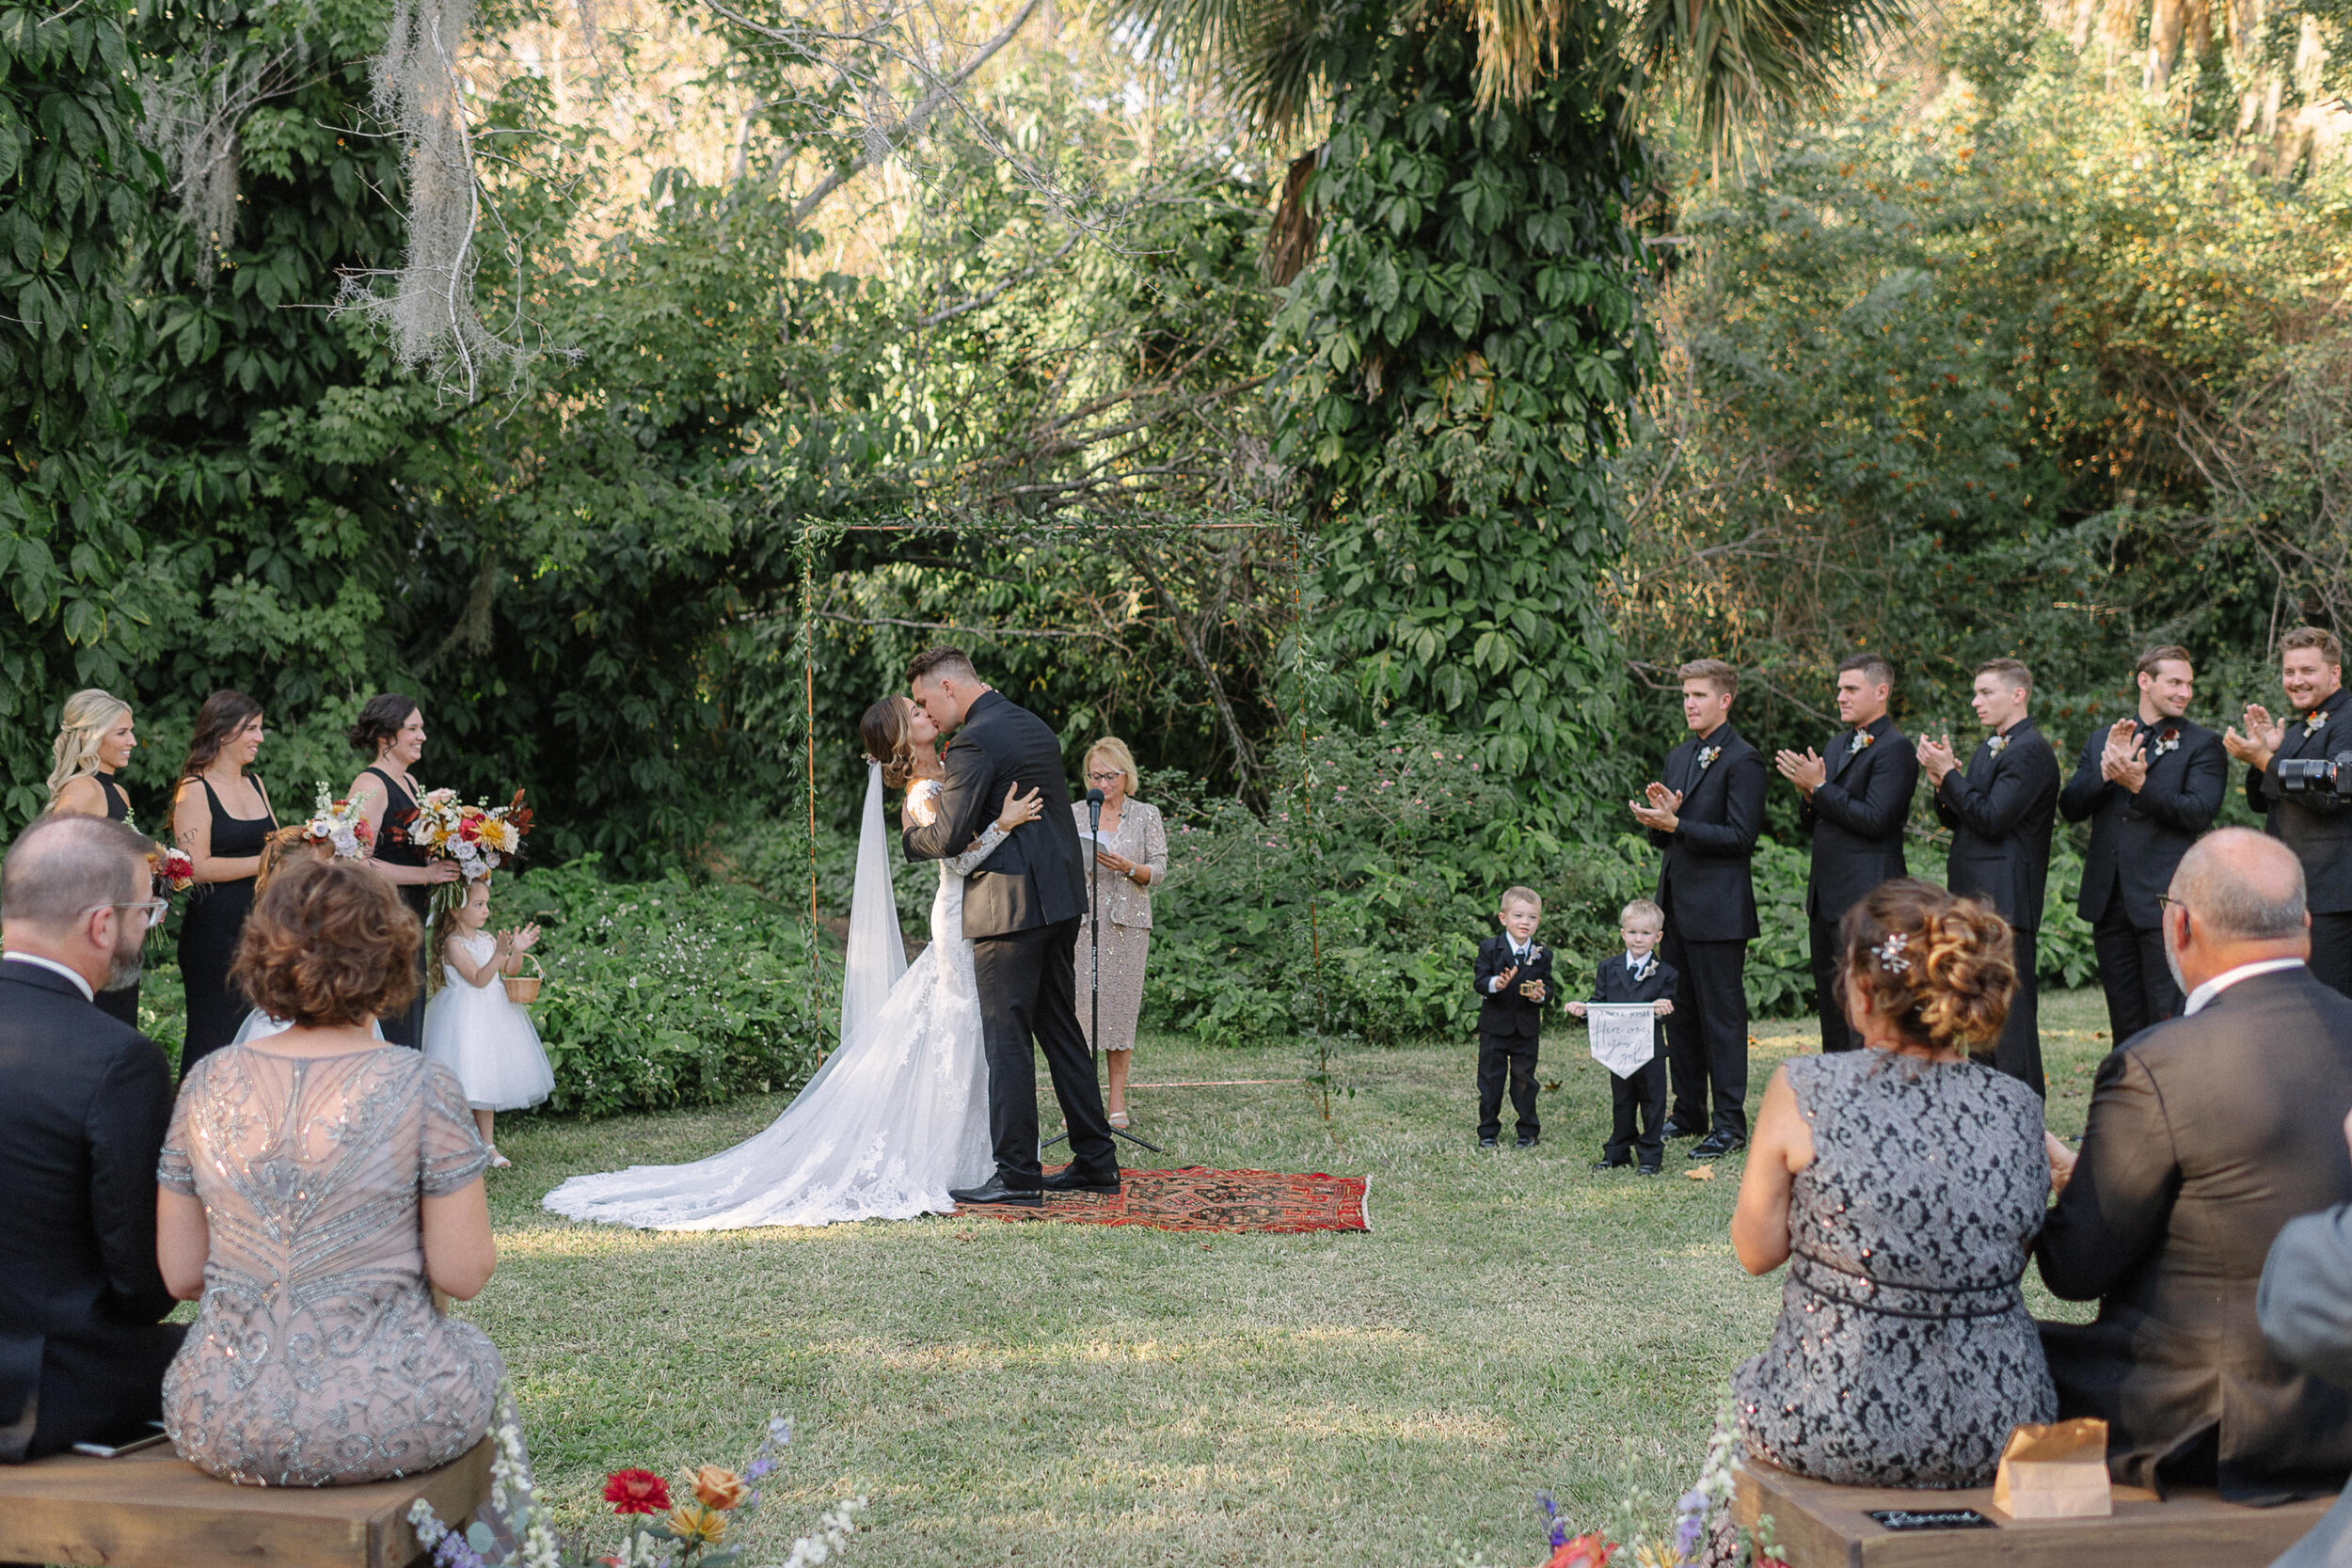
[{"x1": 0, "y1": 0, "x2": 150, "y2": 816}]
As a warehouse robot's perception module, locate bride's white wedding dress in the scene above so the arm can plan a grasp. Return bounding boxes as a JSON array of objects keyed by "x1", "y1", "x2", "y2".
[{"x1": 540, "y1": 768, "x2": 993, "y2": 1229}]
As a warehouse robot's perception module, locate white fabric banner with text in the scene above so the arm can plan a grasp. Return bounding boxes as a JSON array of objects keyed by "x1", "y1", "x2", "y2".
[{"x1": 1586, "y1": 1004, "x2": 1659, "y2": 1077}]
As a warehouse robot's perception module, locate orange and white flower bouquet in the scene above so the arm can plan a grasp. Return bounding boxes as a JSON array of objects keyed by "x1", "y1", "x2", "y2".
[{"x1": 409, "y1": 787, "x2": 534, "y2": 915}]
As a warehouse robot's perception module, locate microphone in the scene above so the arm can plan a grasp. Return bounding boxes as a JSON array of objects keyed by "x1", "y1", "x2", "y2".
[
  {"x1": 1085, "y1": 788, "x2": 1104, "y2": 805},
  {"x1": 1086, "y1": 786, "x2": 1104, "y2": 829}
]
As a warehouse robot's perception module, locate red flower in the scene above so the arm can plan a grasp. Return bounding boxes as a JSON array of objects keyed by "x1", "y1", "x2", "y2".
[
  {"x1": 1545, "y1": 1535, "x2": 1617, "y2": 1568},
  {"x1": 603, "y1": 1469, "x2": 672, "y2": 1514}
]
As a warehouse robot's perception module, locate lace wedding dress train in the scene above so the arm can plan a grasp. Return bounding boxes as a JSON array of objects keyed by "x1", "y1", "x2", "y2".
[{"x1": 541, "y1": 770, "x2": 993, "y2": 1230}]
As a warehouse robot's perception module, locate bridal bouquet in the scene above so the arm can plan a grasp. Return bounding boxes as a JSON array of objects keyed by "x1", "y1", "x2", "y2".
[
  {"x1": 303, "y1": 783, "x2": 376, "y2": 859},
  {"x1": 409, "y1": 788, "x2": 534, "y2": 914}
]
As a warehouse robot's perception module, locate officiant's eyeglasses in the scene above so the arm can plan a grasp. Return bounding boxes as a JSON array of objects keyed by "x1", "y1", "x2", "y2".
[
  {"x1": 83, "y1": 898, "x2": 167, "y2": 929},
  {"x1": 1086, "y1": 769, "x2": 1124, "y2": 783}
]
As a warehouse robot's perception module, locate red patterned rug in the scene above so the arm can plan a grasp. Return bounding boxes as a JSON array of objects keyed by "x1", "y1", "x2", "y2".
[{"x1": 954, "y1": 1165, "x2": 1372, "y2": 1233}]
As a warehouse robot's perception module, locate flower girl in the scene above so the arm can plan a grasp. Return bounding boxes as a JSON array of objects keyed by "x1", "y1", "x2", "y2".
[{"x1": 422, "y1": 877, "x2": 550, "y2": 1167}]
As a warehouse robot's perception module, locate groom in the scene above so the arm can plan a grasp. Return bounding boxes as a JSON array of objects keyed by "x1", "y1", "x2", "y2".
[{"x1": 902, "y1": 646, "x2": 1120, "y2": 1205}]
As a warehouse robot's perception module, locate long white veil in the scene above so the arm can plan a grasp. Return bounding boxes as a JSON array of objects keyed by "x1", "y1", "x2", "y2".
[{"x1": 838, "y1": 759, "x2": 908, "y2": 1052}]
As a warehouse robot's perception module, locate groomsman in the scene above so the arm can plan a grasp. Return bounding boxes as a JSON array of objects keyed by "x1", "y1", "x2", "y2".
[
  {"x1": 1631, "y1": 658, "x2": 1766, "y2": 1160},
  {"x1": 2058, "y1": 645, "x2": 2226, "y2": 1045},
  {"x1": 2227, "y1": 626, "x2": 2352, "y2": 998},
  {"x1": 1775, "y1": 653, "x2": 1918, "y2": 1055},
  {"x1": 1918, "y1": 657, "x2": 2060, "y2": 1096}
]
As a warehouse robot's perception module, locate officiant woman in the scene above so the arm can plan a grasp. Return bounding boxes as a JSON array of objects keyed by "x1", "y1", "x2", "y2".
[{"x1": 1073, "y1": 737, "x2": 1166, "y2": 1129}]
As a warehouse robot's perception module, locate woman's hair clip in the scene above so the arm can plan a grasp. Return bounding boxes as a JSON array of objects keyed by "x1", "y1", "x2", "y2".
[{"x1": 1873, "y1": 931, "x2": 1912, "y2": 974}]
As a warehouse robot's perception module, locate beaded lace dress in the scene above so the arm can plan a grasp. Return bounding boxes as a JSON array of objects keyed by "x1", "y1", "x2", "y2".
[
  {"x1": 542, "y1": 777, "x2": 999, "y2": 1230},
  {"x1": 158, "y1": 1047, "x2": 501, "y2": 1485},
  {"x1": 1731, "y1": 1050, "x2": 2058, "y2": 1487}
]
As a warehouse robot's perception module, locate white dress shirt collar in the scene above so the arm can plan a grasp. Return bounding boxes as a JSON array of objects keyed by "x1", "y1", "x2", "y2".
[
  {"x1": 2182, "y1": 957, "x2": 2306, "y2": 1017},
  {"x1": 2, "y1": 951, "x2": 95, "y2": 1001}
]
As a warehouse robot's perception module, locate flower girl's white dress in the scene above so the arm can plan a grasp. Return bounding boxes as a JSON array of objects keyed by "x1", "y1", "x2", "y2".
[
  {"x1": 540, "y1": 775, "x2": 995, "y2": 1230},
  {"x1": 421, "y1": 933, "x2": 554, "y2": 1112}
]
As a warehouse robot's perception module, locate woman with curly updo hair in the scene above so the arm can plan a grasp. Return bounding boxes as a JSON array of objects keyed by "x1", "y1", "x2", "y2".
[
  {"x1": 155, "y1": 858, "x2": 505, "y2": 1486},
  {"x1": 1718, "y1": 879, "x2": 2056, "y2": 1493}
]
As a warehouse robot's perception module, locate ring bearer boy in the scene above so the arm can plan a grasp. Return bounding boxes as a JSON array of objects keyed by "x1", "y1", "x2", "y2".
[
  {"x1": 1471, "y1": 887, "x2": 1554, "y2": 1148},
  {"x1": 1568, "y1": 898, "x2": 1677, "y2": 1175}
]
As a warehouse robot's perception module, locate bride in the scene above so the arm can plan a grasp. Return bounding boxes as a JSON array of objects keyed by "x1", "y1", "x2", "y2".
[{"x1": 541, "y1": 695, "x2": 1041, "y2": 1229}]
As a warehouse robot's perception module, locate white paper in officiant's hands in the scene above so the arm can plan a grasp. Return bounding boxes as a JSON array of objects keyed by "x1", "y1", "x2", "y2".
[{"x1": 1586, "y1": 1004, "x2": 1660, "y2": 1077}]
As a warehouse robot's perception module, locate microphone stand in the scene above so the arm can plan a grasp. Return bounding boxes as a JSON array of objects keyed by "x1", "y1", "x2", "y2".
[{"x1": 1042, "y1": 786, "x2": 1163, "y2": 1157}]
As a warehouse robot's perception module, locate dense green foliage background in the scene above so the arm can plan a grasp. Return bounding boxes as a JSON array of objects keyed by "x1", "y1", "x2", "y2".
[{"x1": 13, "y1": 0, "x2": 2352, "y2": 1105}]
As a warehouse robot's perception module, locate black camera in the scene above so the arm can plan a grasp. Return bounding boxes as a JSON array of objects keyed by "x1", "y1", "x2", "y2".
[{"x1": 2277, "y1": 752, "x2": 2352, "y2": 800}]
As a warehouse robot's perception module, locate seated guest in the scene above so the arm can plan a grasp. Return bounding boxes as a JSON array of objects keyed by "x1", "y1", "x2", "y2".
[
  {"x1": 2256, "y1": 1112, "x2": 2352, "y2": 1567},
  {"x1": 1728, "y1": 879, "x2": 2054, "y2": 1486},
  {"x1": 0, "y1": 815, "x2": 182, "y2": 1461},
  {"x1": 157, "y1": 857, "x2": 503, "y2": 1485},
  {"x1": 2040, "y1": 827, "x2": 2352, "y2": 1502}
]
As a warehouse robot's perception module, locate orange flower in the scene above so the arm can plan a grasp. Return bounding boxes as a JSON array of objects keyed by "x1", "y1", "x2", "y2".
[
  {"x1": 690, "y1": 1465, "x2": 749, "y2": 1511},
  {"x1": 1545, "y1": 1534, "x2": 1617, "y2": 1568},
  {"x1": 665, "y1": 1503, "x2": 728, "y2": 1546}
]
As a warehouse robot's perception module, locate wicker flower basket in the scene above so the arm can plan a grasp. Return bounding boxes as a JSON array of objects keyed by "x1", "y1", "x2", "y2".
[{"x1": 501, "y1": 954, "x2": 545, "y2": 1005}]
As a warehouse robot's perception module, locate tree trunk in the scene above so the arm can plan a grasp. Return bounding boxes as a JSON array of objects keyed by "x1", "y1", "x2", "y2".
[{"x1": 2147, "y1": 0, "x2": 2185, "y2": 87}]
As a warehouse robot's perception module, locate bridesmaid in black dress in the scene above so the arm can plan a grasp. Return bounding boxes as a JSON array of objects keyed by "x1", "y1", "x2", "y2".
[
  {"x1": 47, "y1": 689, "x2": 145, "y2": 1027},
  {"x1": 170, "y1": 691, "x2": 278, "y2": 1079},
  {"x1": 347, "y1": 694, "x2": 457, "y2": 1047}
]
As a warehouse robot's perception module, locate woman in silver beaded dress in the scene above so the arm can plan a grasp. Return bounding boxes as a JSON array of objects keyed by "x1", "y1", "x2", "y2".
[
  {"x1": 1724, "y1": 879, "x2": 2056, "y2": 1490},
  {"x1": 156, "y1": 858, "x2": 503, "y2": 1486}
]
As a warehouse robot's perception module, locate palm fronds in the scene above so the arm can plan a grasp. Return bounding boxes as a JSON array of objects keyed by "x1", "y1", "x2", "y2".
[{"x1": 1632, "y1": 0, "x2": 1912, "y2": 162}]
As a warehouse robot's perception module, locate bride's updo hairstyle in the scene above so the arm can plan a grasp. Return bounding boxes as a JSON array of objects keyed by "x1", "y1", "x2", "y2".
[
  {"x1": 859, "y1": 697, "x2": 915, "y2": 789},
  {"x1": 1838, "y1": 879, "x2": 2015, "y2": 1058}
]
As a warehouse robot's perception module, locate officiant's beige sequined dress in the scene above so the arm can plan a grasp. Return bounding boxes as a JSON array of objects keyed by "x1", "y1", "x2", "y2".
[
  {"x1": 1072, "y1": 798, "x2": 1167, "y2": 1053},
  {"x1": 158, "y1": 1045, "x2": 502, "y2": 1485}
]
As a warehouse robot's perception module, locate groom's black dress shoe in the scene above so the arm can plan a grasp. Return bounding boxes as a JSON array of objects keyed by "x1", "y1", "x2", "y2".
[
  {"x1": 949, "y1": 1178, "x2": 1044, "y2": 1207},
  {"x1": 1042, "y1": 1166, "x2": 1121, "y2": 1195},
  {"x1": 1688, "y1": 1131, "x2": 1746, "y2": 1161}
]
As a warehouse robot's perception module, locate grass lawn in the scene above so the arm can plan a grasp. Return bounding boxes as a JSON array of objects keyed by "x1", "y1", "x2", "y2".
[{"x1": 469, "y1": 991, "x2": 2114, "y2": 1566}]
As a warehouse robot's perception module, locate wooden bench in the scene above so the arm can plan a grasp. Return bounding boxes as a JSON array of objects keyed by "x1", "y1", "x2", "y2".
[
  {"x1": 0, "y1": 1438, "x2": 493, "y2": 1568},
  {"x1": 1735, "y1": 1456, "x2": 2335, "y2": 1567}
]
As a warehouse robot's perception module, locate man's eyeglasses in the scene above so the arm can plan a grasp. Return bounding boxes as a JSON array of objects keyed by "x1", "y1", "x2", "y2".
[{"x1": 84, "y1": 899, "x2": 167, "y2": 929}]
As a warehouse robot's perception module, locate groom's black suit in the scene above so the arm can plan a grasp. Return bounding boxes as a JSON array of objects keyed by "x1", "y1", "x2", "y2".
[{"x1": 903, "y1": 689, "x2": 1117, "y2": 1187}]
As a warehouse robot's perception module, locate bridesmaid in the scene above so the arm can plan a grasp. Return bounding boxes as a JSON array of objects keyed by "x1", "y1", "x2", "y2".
[
  {"x1": 171, "y1": 691, "x2": 278, "y2": 1079},
  {"x1": 347, "y1": 693, "x2": 457, "y2": 1047},
  {"x1": 47, "y1": 689, "x2": 144, "y2": 1026}
]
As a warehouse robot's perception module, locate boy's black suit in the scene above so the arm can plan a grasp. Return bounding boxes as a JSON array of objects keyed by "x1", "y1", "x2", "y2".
[
  {"x1": 1648, "y1": 722, "x2": 1766, "y2": 1140},
  {"x1": 1934, "y1": 718, "x2": 2060, "y2": 1096},
  {"x1": 2248, "y1": 687, "x2": 2352, "y2": 999},
  {"x1": 0, "y1": 959, "x2": 184, "y2": 1461},
  {"x1": 2059, "y1": 716, "x2": 2227, "y2": 1044},
  {"x1": 1472, "y1": 934, "x2": 1553, "y2": 1143},
  {"x1": 1799, "y1": 714, "x2": 1918, "y2": 1053},
  {"x1": 904, "y1": 689, "x2": 1115, "y2": 1187},
  {"x1": 1592, "y1": 952, "x2": 1676, "y2": 1169}
]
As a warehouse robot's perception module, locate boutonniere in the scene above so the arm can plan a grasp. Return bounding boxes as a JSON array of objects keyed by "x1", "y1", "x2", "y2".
[
  {"x1": 1529, "y1": 945, "x2": 1545, "y2": 965},
  {"x1": 2309, "y1": 710, "x2": 2330, "y2": 738},
  {"x1": 1987, "y1": 735, "x2": 2010, "y2": 754},
  {"x1": 1851, "y1": 730, "x2": 1875, "y2": 753},
  {"x1": 2153, "y1": 727, "x2": 2180, "y2": 757},
  {"x1": 1697, "y1": 745, "x2": 1722, "y2": 771}
]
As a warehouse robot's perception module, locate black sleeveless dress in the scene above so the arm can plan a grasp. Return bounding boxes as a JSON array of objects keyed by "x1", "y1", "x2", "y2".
[
  {"x1": 93, "y1": 773, "x2": 140, "y2": 1028},
  {"x1": 367, "y1": 766, "x2": 432, "y2": 1048},
  {"x1": 176, "y1": 776, "x2": 277, "y2": 1080}
]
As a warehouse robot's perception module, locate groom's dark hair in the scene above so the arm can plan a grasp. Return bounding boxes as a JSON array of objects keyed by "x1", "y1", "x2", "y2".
[{"x1": 908, "y1": 645, "x2": 977, "y2": 686}]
